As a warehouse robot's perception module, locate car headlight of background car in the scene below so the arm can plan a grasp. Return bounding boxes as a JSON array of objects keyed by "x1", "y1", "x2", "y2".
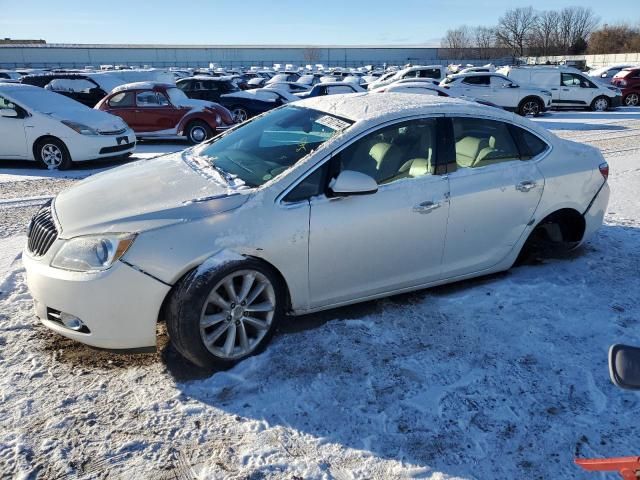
[
  {"x1": 61, "y1": 120, "x2": 99, "y2": 136},
  {"x1": 50, "y1": 233, "x2": 136, "y2": 272}
]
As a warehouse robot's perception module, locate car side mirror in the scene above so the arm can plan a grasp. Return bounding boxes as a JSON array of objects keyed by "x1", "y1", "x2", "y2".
[
  {"x1": 609, "y1": 344, "x2": 640, "y2": 390},
  {"x1": 329, "y1": 170, "x2": 378, "y2": 196},
  {"x1": 0, "y1": 108, "x2": 18, "y2": 118}
]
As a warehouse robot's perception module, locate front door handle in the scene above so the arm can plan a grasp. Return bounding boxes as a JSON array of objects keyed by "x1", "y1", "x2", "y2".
[
  {"x1": 516, "y1": 181, "x2": 537, "y2": 192},
  {"x1": 413, "y1": 201, "x2": 441, "y2": 214}
]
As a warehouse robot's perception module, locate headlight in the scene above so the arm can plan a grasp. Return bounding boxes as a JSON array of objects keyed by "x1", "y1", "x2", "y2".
[
  {"x1": 215, "y1": 113, "x2": 222, "y2": 125},
  {"x1": 51, "y1": 233, "x2": 136, "y2": 272},
  {"x1": 61, "y1": 120, "x2": 99, "y2": 136}
]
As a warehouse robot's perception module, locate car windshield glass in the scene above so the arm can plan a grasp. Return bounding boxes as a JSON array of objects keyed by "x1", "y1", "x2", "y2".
[
  {"x1": 165, "y1": 87, "x2": 190, "y2": 105},
  {"x1": 193, "y1": 106, "x2": 353, "y2": 188}
]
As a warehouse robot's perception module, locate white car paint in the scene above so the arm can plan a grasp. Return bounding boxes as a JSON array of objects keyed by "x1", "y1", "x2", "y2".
[
  {"x1": 497, "y1": 66, "x2": 623, "y2": 110},
  {"x1": 367, "y1": 65, "x2": 446, "y2": 90},
  {"x1": 0, "y1": 83, "x2": 135, "y2": 166},
  {"x1": 23, "y1": 94, "x2": 609, "y2": 360},
  {"x1": 441, "y1": 72, "x2": 553, "y2": 114}
]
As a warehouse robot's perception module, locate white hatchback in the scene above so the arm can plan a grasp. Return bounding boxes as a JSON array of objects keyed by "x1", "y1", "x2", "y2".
[
  {"x1": 23, "y1": 94, "x2": 609, "y2": 367},
  {"x1": 0, "y1": 84, "x2": 135, "y2": 169}
]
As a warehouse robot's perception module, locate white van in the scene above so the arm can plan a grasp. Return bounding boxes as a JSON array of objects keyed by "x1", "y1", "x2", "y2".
[{"x1": 497, "y1": 66, "x2": 623, "y2": 111}]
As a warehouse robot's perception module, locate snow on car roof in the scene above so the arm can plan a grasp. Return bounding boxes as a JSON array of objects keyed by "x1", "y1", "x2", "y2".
[
  {"x1": 0, "y1": 83, "x2": 39, "y2": 92},
  {"x1": 112, "y1": 81, "x2": 175, "y2": 92},
  {"x1": 297, "y1": 92, "x2": 550, "y2": 137}
]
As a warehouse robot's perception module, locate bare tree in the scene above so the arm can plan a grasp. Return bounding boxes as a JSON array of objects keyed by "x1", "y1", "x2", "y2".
[
  {"x1": 474, "y1": 26, "x2": 496, "y2": 59},
  {"x1": 302, "y1": 47, "x2": 321, "y2": 65},
  {"x1": 495, "y1": 7, "x2": 538, "y2": 56},
  {"x1": 441, "y1": 26, "x2": 473, "y2": 59},
  {"x1": 557, "y1": 7, "x2": 599, "y2": 52},
  {"x1": 588, "y1": 23, "x2": 640, "y2": 54},
  {"x1": 530, "y1": 10, "x2": 560, "y2": 56}
]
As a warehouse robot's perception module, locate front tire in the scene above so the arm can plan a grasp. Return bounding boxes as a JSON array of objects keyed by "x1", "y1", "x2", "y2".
[
  {"x1": 186, "y1": 120, "x2": 213, "y2": 144},
  {"x1": 34, "y1": 137, "x2": 72, "y2": 170},
  {"x1": 591, "y1": 96, "x2": 610, "y2": 112},
  {"x1": 624, "y1": 92, "x2": 639, "y2": 106},
  {"x1": 166, "y1": 259, "x2": 284, "y2": 368},
  {"x1": 518, "y1": 97, "x2": 543, "y2": 117},
  {"x1": 230, "y1": 106, "x2": 249, "y2": 123}
]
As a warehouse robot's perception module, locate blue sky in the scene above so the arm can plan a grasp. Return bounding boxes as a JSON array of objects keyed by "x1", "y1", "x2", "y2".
[{"x1": 2, "y1": 0, "x2": 639, "y2": 45}]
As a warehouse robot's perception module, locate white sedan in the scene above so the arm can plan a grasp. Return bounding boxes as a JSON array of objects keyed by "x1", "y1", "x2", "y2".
[
  {"x1": 0, "y1": 84, "x2": 135, "y2": 169},
  {"x1": 24, "y1": 94, "x2": 609, "y2": 367}
]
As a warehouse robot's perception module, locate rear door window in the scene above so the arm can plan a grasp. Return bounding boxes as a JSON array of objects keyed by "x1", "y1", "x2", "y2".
[
  {"x1": 462, "y1": 76, "x2": 490, "y2": 86},
  {"x1": 451, "y1": 117, "x2": 520, "y2": 168}
]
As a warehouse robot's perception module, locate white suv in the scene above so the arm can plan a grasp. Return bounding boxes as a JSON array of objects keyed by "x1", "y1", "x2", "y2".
[{"x1": 440, "y1": 72, "x2": 552, "y2": 116}]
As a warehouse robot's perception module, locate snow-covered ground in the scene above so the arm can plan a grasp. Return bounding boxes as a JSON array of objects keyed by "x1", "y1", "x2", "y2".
[{"x1": 1, "y1": 109, "x2": 639, "y2": 479}]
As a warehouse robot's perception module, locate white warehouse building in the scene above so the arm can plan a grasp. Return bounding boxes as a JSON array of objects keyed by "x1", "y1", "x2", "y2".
[{"x1": 0, "y1": 43, "x2": 509, "y2": 69}]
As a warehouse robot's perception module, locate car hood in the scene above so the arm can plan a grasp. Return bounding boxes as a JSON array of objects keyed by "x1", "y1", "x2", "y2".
[
  {"x1": 174, "y1": 98, "x2": 219, "y2": 110},
  {"x1": 54, "y1": 151, "x2": 250, "y2": 238},
  {"x1": 48, "y1": 108, "x2": 127, "y2": 133}
]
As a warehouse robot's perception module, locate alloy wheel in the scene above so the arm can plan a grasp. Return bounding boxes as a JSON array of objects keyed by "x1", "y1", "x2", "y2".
[
  {"x1": 41, "y1": 144, "x2": 63, "y2": 168},
  {"x1": 625, "y1": 93, "x2": 639, "y2": 106},
  {"x1": 522, "y1": 100, "x2": 540, "y2": 116},
  {"x1": 232, "y1": 108, "x2": 248, "y2": 122},
  {"x1": 594, "y1": 98, "x2": 609, "y2": 111},
  {"x1": 199, "y1": 269, "x2": 276, "y2": 360}
]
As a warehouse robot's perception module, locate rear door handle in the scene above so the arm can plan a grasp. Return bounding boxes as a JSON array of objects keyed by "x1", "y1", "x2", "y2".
[
  {"x1": 413, "y1": 201, "x2": 441, "y2": 214},
  {"x1": 516, "y1": 181, "x2": 537, "y2": 192}
]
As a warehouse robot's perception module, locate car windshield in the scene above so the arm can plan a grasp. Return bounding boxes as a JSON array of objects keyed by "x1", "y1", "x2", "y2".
[
  {"x1": 165, "y1": 87, "x2": 190, "y2": 105},
  {"x1": 193, "y1": 106, "x2": 353, "y2": 188}
]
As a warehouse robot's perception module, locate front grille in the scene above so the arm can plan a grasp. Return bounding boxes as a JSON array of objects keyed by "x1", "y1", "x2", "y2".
[
  {"x1": 99, "y1": 142, "x2": 135, "y2": 154},
  {"x1": 99, "y1": 128, "x2": 127, "y2": 136},
  {"x1": 27, "y1": 204, "x2": 58, "y2": 257}
]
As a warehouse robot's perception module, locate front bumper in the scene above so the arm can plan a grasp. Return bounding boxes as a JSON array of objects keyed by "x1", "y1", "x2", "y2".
[
  {"x1": 62, "y1": 129, "x2": 136, "y2": 162},
  {"x1": 610, "y1": 95, "x2": 623, "y2": 108},
  {"x1": 24, "y1": 252, "x2": 170, "y2": 350}
]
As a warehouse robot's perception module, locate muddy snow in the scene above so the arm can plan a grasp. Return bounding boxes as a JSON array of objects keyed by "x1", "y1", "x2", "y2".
[{"x1": 1, "y1": 110, "x2": 639, "y2": 479}]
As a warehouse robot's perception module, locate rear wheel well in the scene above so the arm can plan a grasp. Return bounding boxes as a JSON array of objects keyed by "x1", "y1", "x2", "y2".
[{"x1": 518, "y1": 208, "x2": 586, "y2": 263}]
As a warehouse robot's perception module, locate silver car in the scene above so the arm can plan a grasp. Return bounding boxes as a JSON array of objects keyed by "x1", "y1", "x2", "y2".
[{"x1": 24, "y1": 94, "x2": 610, "y2": 367}]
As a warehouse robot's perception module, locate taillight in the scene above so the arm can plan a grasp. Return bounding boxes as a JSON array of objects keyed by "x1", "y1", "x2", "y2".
[{"x1": 599, "y1": 162, "x2": 609, "y2": 180}]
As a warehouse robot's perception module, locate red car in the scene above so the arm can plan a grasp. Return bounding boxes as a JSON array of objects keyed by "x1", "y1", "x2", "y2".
[
  {"x1": 95, "y1": 82, "x2": 234, "y2": 143},
  {"x1": 611, "y1": 67, "x2": 640, "y2": 107}
]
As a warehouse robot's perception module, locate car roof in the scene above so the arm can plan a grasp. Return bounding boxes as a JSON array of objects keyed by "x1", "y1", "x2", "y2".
[
  {"x1": 450, "y1": 72, "x2": 503, "y2": 78},
  {"x1": 112, "y1": 82, "x2": 174, "y2": 93},
  {"x1": 0, "y1": 83, "x2": 40, "y2": 93},
  {"x1": 179, "y1": 75, "x2": 235, "y2": 82}
]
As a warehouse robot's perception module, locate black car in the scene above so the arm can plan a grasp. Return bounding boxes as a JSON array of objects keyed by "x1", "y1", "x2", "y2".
[
  {"x1": 20, "y1": 73, "x2": 120, "y2": 107},
  {"x1": 219, "y1": 88, "x2": 295, "y2": 122},
  {"x1": 176, "y1": 76, "x2": 241, "y2": 103}
]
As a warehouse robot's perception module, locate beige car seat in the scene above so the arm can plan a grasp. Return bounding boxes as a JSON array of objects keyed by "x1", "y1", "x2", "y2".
[{"x1": 455, "y1": 136, "x2": 489, "y2": 168}]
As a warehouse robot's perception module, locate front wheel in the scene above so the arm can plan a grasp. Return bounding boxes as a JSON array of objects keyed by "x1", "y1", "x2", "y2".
[
  {"x1": 518, "y1": 97, "x2": 543, "y2": 117},
  {"x1": 34, "y1": 137, "x2": 72, "y2": 170},
  {"x1": 166, "y1": 259, "x2": 284, "y2": 368},
  {"x1": 624, "y1": 93, "x2": 639, "y2": 106},
  {"x1": 230, "y1": 106, "x2": 249, "y2": 123},
  {"x1": 186, "y1": 120, "x2": 213, "y2": 144},
  {"x1": 591, "y1": 96, "x2": 610, "y2": 112}
]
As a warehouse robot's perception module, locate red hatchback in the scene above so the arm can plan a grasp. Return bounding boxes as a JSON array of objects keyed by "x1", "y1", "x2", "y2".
[
  {"x1": 611, "y1": 67, "x2": 640, "y2": 106},
  {"x1": 96, "y1": 82, "x2": 235, "y2": 143}
]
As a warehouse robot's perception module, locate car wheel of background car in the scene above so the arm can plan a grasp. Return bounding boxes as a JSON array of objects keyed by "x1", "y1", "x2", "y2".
[
  {"x1": 166, "y1": 258, "x2": 285, "y2": 368},
  {"x1": 518, "y1": 97, "x2": 542, "y2": 116},
  {"x1": 624, "y1": 93, "x2": 639, "y2": 106},
  {"x1": 591, "y1": 96, "x2": 610, "y2": 112},
  {"x1": 33, "y1": 137, "x2": 72, "y2": 170},
  {"x1": 230, "y1": 106, "x2": 249, "y2": 123},
  {"x1": 186, "y1": 120, "x2": 213, "y2": 144}
]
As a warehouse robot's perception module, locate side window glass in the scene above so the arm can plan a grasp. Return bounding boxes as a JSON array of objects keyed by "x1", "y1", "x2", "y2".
[
  {"x1": 562, "y1": 73, "x2": 580, "y2": 87},
  {"x1": 108, "y1": 92, "x2": 135, "y2": 108},
  {"x1": 511, "y1": 126, "x2": 549, "y2": 160},
  {"x1": 136, "y1": 91, "x2": 164, "y2": 107},
  {"x1": 156, "y1": 93, "x2": 170, "y2": 106},
  {"x1": 334, "y1": 119, "x2": 438, "y2": 185},
  {"x1": 452, "y1": 117, "x2": 520, "y2": 169},
  {"x1": 462, "y1": 76, "x2": 489, "y2": 86},
  {"x1": 283, "y1": 164, "x2": 328, "y2": 203}
]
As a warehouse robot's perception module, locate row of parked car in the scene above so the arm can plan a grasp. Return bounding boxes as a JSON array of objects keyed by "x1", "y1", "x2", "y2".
[{"x1": 0, "y1": 62, "x2": 638, "y2": 170}]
